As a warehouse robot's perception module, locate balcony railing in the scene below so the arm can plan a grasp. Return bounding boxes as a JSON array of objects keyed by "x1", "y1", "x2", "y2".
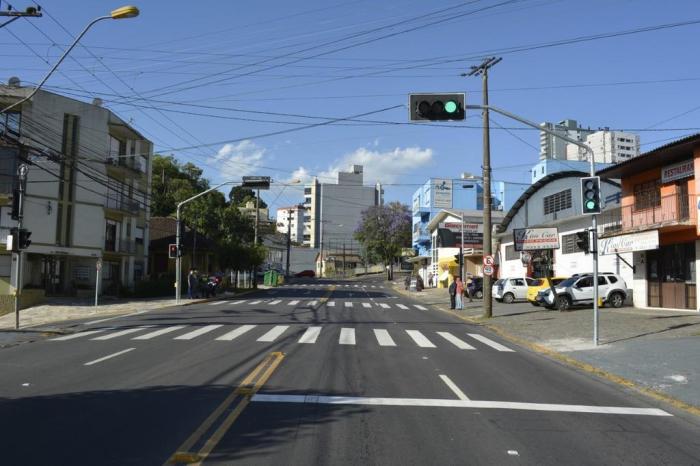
[
  {"x1": 598, "y1": 192, "x2": 696, "y2": 235},
  {"x1": 104, "y1": 238, "x2": 136, "y2": 254},
  {"x1": 107, "y1": 156, "x2": 146, "y2": 174},
  {"x1": 105, "y1": 196, "x2": 140, "y2": 214}
]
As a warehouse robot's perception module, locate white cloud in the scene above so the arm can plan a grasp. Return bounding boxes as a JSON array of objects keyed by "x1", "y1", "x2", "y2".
[{"x1": 211, "y1": 140, "x2": 266, "y2": 179}]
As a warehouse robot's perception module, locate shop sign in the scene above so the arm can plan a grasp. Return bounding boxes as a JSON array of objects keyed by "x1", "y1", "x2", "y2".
[
  {"x1": 439, "y1": 222, "x2": 483, "y2": 248},
  {"x1": 598, "y1": 230, "x2": 659, "y2": 255},
  {"x1": 513, "y1": 228, "x2": 560, "y2": 251},
  {"x1": 432, "y1": 179, "x2": 453, "y2": 208},
  {"x1": 661, "y1": 159, "x2": 694, "y2": 184}
]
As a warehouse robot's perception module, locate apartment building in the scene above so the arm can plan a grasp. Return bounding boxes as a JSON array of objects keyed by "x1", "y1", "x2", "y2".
[
  {"x1": 0, "y1": 79, "x2": 152, "y2": 301},
  {"x1": 566, "y1": 129, "x2": 640, "y2": 164},
  {"x1": 539, "y1": 119, "x2": 594, "y2": 160},
  {"x1": 276, "y1": 205, "x2": 304, "y2": 243}
]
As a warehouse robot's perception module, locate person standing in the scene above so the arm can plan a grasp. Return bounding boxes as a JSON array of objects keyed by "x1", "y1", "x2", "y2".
[
  {"x1": 187, "y1": 269, "x2": 196, "y2": 299},
  {"x1": 455, "y1": 276, "x2": 464, "y2": 310},
  {"x1": 448, "y1": 277, "x2": 457, "y2": 309},
  {"x1": 465, "y1": 274, "x2": 474, "y2": 303}
]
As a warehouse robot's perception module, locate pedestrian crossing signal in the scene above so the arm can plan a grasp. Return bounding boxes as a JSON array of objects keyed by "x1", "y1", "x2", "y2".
[{"x1": 168, "y1": 243, "x2": 178, "y2": 259}]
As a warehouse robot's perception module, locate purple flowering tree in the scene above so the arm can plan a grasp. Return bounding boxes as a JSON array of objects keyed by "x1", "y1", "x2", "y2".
[{"x1": 354, "y1": 202, "x2": 411, "y2": 280}]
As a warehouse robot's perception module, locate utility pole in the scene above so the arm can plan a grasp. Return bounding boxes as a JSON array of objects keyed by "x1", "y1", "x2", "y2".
[
  {"x1": 13, "y1": 164, "x2": 27, "y2": 329},
  {"x1": 253, "y1": 188, "x2": 260, "y2": 287},
  {"x1": 465, "y1": 56, "x2": 501, "y2": 319},
  {"x1": 460, "y1": 213, "x2": 465, "y2": 280},
  {"x1": 342, "y1": 241, "x2": 346, "y2": 278},
  {"x1": 285, "y1": 209, "x2": 292, "y2": 277}
]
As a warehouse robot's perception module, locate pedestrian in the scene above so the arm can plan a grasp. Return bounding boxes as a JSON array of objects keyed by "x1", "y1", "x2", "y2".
[
  {"x1": 455, "y1": 276, "x2": 464, "y2": 310},
  {"x1": 428, "y1": 273, "x2": 434, "y2": 288},
  {"x1": 448, "y1": 276, "x2": 457, "y2": 309},
  {"x1": 187, "y1": 268, "x2": 197, "y2": 299},
  {"x1": 465, "y1": 274, "x2": 473, "y2": 303}
]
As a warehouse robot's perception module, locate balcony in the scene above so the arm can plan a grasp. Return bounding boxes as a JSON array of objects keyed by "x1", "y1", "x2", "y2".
[
  {"x1": 412, "y1": 225, "x2": 431, "y2": 242},
  {"x1": 598, "y1": 192, "x2": 696, "y2": 236},
  {"x1": 105, "y1": 196, "x2": 140, "y2": 215},
  {"x1": 104, "y1": 238, "x2": 136, "y2": 254},
  {"x1": 107, "y1": 155, "x2": 146, "y2": 176}
]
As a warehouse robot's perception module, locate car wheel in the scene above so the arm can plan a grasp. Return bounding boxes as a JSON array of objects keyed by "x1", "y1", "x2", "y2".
[
  {"x1": 503, "y1": 292, "x2": 515, "y2": 304},
  {"x1": 475, "y1": 290, "x2": 483, "y2": 299},
  {"x1": 609, "y1": 292, "x2": 625, "y2": 308},
  {"x1": 556, "y1": 295, "x2": 571, "y2": 311}
]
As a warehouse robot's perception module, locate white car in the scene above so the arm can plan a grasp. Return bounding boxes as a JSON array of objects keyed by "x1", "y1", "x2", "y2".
[
  {"x1": 493, "y1": 277, "x2": 537, "y2": 304},
  {"x1": 538, "y1": 273, "x2": 628, "y2": 310}
]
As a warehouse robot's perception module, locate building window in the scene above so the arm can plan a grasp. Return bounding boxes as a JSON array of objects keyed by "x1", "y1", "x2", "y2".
[
  {"x1": 72, "y1": 266, "x2": 90, "y2": 281},
  {"x1": 634, "y1": 180, "x2": 661, "y2": 210},
  {"x1": 561, "y1": 233, "x2": 583, "y2": 254},
  {"x1": 505, "y1": 244, "x2": 518, "y2": 261},
  {"x1": 0, "y1": 111, "x2": 21, "y2": 137},
  {"x1": 543, "y1": 189, "x2": 572, "y2": 215}
]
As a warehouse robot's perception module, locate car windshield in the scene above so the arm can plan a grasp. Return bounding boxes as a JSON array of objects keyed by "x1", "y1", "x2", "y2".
[{"x1": 557, "y1": 277, "x2": 578, "y2": 287}]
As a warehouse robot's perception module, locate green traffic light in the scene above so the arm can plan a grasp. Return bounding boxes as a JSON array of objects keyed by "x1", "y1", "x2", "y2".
[
  {"x1": 586, "y1": 200, "x2": 596, "y2": 210},
  {"x1": 444, "y1": 100, "x2": 458, "y2": 113}
]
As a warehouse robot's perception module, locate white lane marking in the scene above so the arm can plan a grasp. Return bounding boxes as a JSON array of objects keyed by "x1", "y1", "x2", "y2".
[
  {"x1": 467, "y1": 333, "x2": 515, "y2": 352},
  {"x1": 373, "y1": 329, "x2": 396, "y2": 347},
  {"x1": 133, "y1": 325, "x2": 187, "y2": 340},
  {"x1": 344, "y1": 302, "x2": 353, "y2": 308},
  {"x1": 362, "y1": 302, "x2": 372, "y2": 308},
  {"x1": 229, "y1": 300, "x2": 247, "y2": 305},
  {"x1": 371, "y1": 286, "x2": 376, "y2": 288},
  {"x1": 251, "y1": 395, "x2": 672, "y2": 416},
  {"x1": 439, "y1": 374, "x2": 470, "y2": 400},
  {"x1": 51, "y1": 329, "x2": 109, "y2": 341},
  {"x1": 208, "y1": 301, "x2": 226, "y2": 306},
  {"x1": 353, "y1": 285, "x2": 359, "y2": 288},
  {"x1": 437, "y1": 332, "x2": 476, "y2": 350},
  {"x1": 91, "y1": 327, "x2": 152, "y2": 341},
  {"x1": 269, "y1": 300, "x2": 282, "y2": 305},
  {"x1": 216, "y1": 325, "x2": 257, "y2": 341},
  {"x1": 248, "y1": 300, "x2": 262, "y2": 305},
  {"x1": 85, "y1": 310, "x2": 147, "y2": 325},
  {"x1": 308, "y1": 300, "x2": 318, "y2": 306},
  {"x1": 174, "y1": 324, "x2": 223, "y2": 340},
  {"x1": 339, "y1": 328, "x2": 356, "y2": 345},
  {"x1": 298, "y1": 326, "x2": 322, "y2": 344},
  {"x1": 379, "y1": 303, "x2": 390, "y2": 309},
  {"x1": 396, "y1": 304, "x2": 409, "y2": 310},
  {"x1": 414, "y1": 305, "x2": 428, "y2": 310},
  {"x1": 327, "y1": 301, "x2": 335, "y2": 307},
  {"x1": 344, "y1": 284, "x2": 350, "y2": 287},
  {"x1": 84, "y1": 348, "x2": 135, "y2": 366},
  {"x1": 288, "y1": 300, "x2": 300, "y2": 306},
  {"x1": 406, "y1": 330, "x2": 436, "y2": 348},
  {"x1": 257, "y1": 325, "x2": 289, "y2": 342}
]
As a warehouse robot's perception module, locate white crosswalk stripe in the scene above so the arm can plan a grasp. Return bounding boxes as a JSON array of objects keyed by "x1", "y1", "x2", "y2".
[
  {"x1": 344, "y1": 302, "x2": 353, "y2": 308},
  {"x1": 288, "y1": 300, "x2": 300, "y2": 306},
  {"x1": 378, "y1": 303, "x2": 390, "y2": 309},
  {"x1": 133, "y1": 326, "x2": 186, "y2": 340},
  {"x1": 339, "y1": 328, "x2": 356, "y2": 345},
  {"x1": 269, "y1": 300, "x2": 282, "y2": 305},
  {"x1": 414, "y1": 305, "x2": 428, "y2": 310},
  {"x1": 92, "y1": 327, "x2": 152, "y2": 341},
  {"x1": 327, "y1": 301, "x2": 335, "y2": 307},
  {"x1": 308, "y1": 300, "x2": 318, "y2": 306},
  {"x1": 362, "y1": 302, "x2": 372, "y2": 308},
  {"x1": 208, "y1": 300, "x2": 226, "y2": 306},
  {"x1": 373, "y1": 329, "x2": 396, "y2": 347},
  {"x1": 174, "y1": 325, "x2": 223, "y2": 340},
  {"x1": 405, "y1": 330, "x2": 436, "y2": 348},
  {"x1": 467, "y1": 333, "x2": 515, "y2": 352},
  {"x1": 216, "y1": 325, "x2": 256, "y2": 341},
  {"x1": 396, "y1": 304, "x2": 409, "y2": 310},
  {"x1": 298, "y1": 326, "x2": 322, "y2": 344},
  {"x1": 229, "y1": 300, "x2": 247, "y2": 305},
  {"x1": 437, "y1": 332, "x2": 476, "y2": 350},
  {"x1": 51, "y1": 329, "x2": 108, "y2": 341},
  {"x1": 248, "y1": 300, "x2": 262, "y2": 305},
  {"x1": 257, "y1": 325, "x2": 289, "y2": 342}
]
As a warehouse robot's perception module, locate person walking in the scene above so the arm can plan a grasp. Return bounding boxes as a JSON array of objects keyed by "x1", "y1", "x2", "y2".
[
  {"x1": 187, "y1": 269, "x2": 196, "y2": 299},
  {"x1": 465, "y1": 274, "x2": 474, "y2": 303},
  {"x1": 455, "y1": 276, "x2": 464, "y2": 310},
  {"x1": 448, "y1": 277, "x2": 457, "y2": 309}
]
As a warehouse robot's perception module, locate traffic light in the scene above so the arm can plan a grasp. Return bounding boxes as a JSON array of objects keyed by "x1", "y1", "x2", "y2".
[
  {"x1": 580, "y1": 176, "x2": 602, "y2": 214},
  {"x1": 454, "y1": 254, "x2": 461, "y2": 263},
  {"x1": 19, "y1": 229, "x2": 31, "y2": 249},
  {"x1": 575, "y1": 230, "x2": 589, "y2": 254},
  {"x1": 168, "y1": 243, "x2": 178, "y2": 259},
  {"x1": 409, "y1": 93, "x2": 465, "y2": 121},
  {"x1": 11, "y1": 188, "x2": 21, "y2": 220}
]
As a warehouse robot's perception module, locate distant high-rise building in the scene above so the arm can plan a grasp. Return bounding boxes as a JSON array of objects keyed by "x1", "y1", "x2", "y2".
[
  {"x1": 566, "y1": 129, "x2": 640, "y2": 164},
  {"x1": 539, "y1": 119, "x2": 594, "y2": 160},
  {"x1": 276, "y1": 205, "x2": 304, "y2": 243}
]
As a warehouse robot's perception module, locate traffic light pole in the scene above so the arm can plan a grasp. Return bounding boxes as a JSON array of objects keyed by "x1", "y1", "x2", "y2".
[
  {"x1": 465, "y1": 104, "x2": 600, "y2": 346},
  {"x1": 13, "y1": 164, "x2": 27, "y2": 329}
]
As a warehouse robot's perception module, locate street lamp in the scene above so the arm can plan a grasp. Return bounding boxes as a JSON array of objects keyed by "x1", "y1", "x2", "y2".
[{"x1": 0, "y1": 5, "x2": 139, "y2": 114}]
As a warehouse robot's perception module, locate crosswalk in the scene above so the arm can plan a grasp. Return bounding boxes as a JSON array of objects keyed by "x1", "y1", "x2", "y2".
[
  {"x1": 281, "y1": 283, "x2": 385, "y2": 289},
  {"x1": 217, "y1": 298, "x2": 427, "y2": 311},
  {"x1": 51, "y1": 325, "x2": 515, "y2": 352}
]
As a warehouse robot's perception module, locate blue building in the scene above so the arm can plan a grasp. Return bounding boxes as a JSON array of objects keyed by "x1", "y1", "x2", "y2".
[{"x1": 411, "y1": 177, "x2": 529, "y2": 256}]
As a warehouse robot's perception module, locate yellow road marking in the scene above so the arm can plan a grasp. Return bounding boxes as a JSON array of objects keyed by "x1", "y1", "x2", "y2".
[{"x1": 166, "y1": 351, "x2": 285, "y2": 465}]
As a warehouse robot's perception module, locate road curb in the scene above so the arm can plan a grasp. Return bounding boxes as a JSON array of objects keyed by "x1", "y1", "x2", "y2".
[{"x1": 391, "y1": 284, "x2": 700, "y2": 418}]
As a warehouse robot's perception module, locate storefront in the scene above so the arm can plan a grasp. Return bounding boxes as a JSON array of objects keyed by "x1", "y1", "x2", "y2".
[{"x1": 646, "y1": 242, "x2": 696, "y2": 309}]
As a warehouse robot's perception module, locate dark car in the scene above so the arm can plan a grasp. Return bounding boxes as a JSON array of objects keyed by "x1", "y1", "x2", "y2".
[
  {"x1": 295, "y1": 270, "x2": 316, "y2": 278},
  {"x1": 467, "y1": 277, "x2": 483, "y2": 299}
]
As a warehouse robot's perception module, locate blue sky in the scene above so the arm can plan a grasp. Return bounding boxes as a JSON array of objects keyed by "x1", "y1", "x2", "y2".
[{"x1": 3, "y1": 0, "x2": 700, "y2": 211}]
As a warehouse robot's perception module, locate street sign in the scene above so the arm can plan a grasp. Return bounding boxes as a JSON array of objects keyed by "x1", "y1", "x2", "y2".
[
  {"x1": 483, "y1": 255, "x2": 494, "y2": 266},
  {"x1": 483, "y1": 264, "x2": 494, "y2": 276},
  {"x1": 513, "y1": 227, "x2": 560, "y2": 251},
  {"x1": 242, "y1": 176, "x2": 271, "y2": 190},
  {"x1": 96, "y1": 259, "x2": 102, "y2": 271}
]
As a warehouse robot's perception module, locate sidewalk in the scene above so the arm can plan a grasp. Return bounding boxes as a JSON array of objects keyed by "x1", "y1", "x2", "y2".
[{"x1": 393, "y1": 283, "x2": 700, "y2": 414}]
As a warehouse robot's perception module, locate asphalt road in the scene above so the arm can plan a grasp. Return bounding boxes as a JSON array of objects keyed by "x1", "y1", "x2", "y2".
[{"x1": 1, "y1": 275, "x2": 700, "y2": 465}]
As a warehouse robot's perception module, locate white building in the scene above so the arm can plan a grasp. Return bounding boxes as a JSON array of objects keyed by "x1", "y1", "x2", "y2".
[
  {"x1": 494, "y1": 171, "x2": 634, "y2": 291},
  {"x1": 0, "y1": 79, "x2": 152, "y2": 302},
  {"x1": 539, "y1": 119, "x2": 594, "y2": 160},
  {"x1": 566, "y1": 129, "x2": 640, "y2": 164},
  {"x1": 303, "y1": 165, "x2": 383, "y2": 251},
  {"x1": 276, "y1": 205, "x2": 304, "y2": 243}
]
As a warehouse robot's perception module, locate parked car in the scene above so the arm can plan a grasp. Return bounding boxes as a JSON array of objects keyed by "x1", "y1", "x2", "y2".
[
  {"x1": 467, "y1": 277, "x2": 483, "y2": 299},
  {"x1": 295, "y1": 270, "x2": 316, "y2": 278},
  {"x1": 537, "y1": 273, "x2": 628, "y2": 310},
  {"x1": 493, "y1": 277, "x2": 537, "y2": 304},
  {"x1": 527, "y1": 277, "x2": 567, "y2": 306}
]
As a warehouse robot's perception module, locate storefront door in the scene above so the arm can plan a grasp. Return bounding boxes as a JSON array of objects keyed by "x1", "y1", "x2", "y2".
[{"x1": 647, "y1": 242, "x2": 696, "y2": 309}]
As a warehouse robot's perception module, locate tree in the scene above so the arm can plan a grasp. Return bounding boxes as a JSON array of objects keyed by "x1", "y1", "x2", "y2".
[
  {"x1": 229, "y1": 185, "x2": 267, "y2": 208},
  {"x1": 354, "y1": 202, "x2": 411, "y2": 280}
]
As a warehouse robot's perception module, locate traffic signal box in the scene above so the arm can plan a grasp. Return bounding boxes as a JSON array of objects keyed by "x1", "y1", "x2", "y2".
[
  {"x1": 580, "y1": 176, "x2": 602, "y2": 214},
  {"x1": 575, "y1": 230, "x2": 589, "y2": 254},
  {"x1": 409, "y1": 93, "x2": 466, "y2": 121},
  {"x1": 168, "y1": 243, "x2": 179, "y2": 259}
]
